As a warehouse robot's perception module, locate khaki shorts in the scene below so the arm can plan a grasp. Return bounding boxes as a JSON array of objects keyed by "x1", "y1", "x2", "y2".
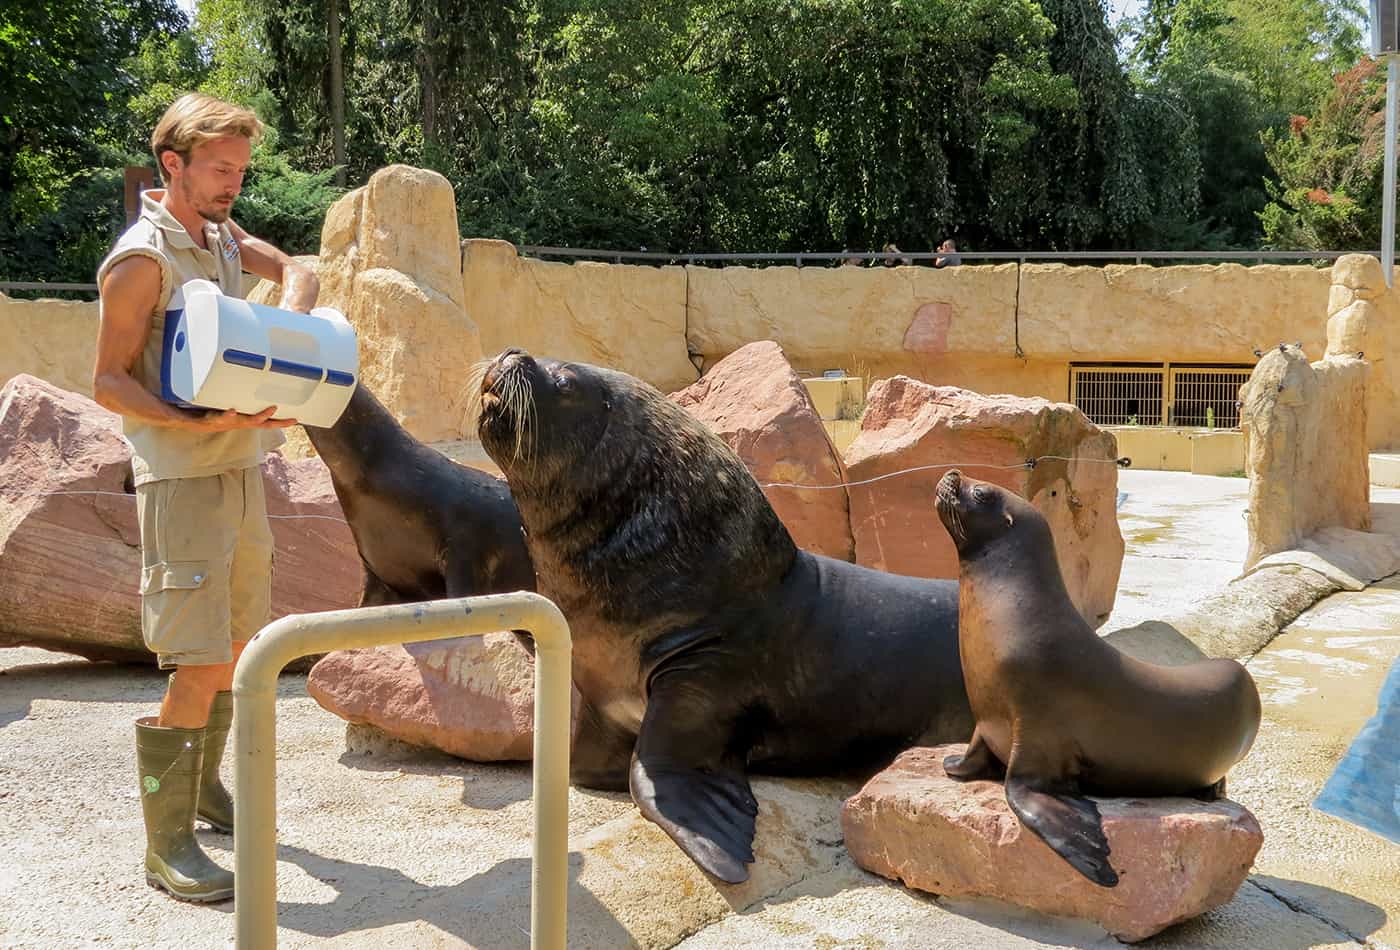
[{"x1": 135, "y1": 467, "x2": 274, "y2": 669}]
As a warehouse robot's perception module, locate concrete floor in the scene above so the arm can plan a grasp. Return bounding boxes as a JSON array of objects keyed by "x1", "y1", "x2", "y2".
[{"x1": 1, "y1": 470, "x2": 1397, "y2": 948}]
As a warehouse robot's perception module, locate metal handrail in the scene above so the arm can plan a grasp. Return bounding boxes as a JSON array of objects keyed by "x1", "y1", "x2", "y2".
[
  {"x1": 0, "y1": 281, "x2": 104, "y2": 291},
  {"x1": 2, "y1": 246, "x2": 1378, "y2": 297},
  {"x1": 233, "y1": 592, "x2": 573, "y2": 950},
  {"x1": 511, "y1": 245, "x2": 1374, "y2": 266}
]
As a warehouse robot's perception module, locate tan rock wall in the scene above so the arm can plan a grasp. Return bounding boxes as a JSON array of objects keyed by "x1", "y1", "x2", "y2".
[
  {"x1": 12, "y1": 208, "x2": 1400, "y2": 456},
  {"x1": 1240, "y1": 346, "x2": 1370, "y2": 570},
  {"x1": 1325, "y1": 254, "x2": 1400, "y2": 451},
  {"x1": 0, "y1": 294, "x2": 98, "y2": 397},
  {"x1": 685, "y1": 262, "x2": 1020, "y2": 378},
  {"x1": 1016, "y1": 264, "x2": 1331, "y2": 362},
  {"x1": 463, "y1": 239, "x2": 696, "y2": 394}
]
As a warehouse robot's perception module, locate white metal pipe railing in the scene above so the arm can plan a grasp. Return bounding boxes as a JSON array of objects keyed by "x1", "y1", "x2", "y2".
[{"x1": 232, "y1": 592, "x2": 572, "y2": 949}]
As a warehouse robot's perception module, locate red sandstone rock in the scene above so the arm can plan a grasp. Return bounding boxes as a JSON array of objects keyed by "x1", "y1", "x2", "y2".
[
  {"x1": 0, "y1": 374, "x2": 360, "y2": 662},
  {"x1": 844, "y1": 376, "x2": 1123, "y2": 627},
  {"x1": 306, "y1": 633, "x2": 579, "y2": 761},
  {"x1": 841, "y1": 745, "x2": 1263, "y2": 943},
  {"x1": 672, "y1": 341, "x2": 854, "y2": 560}
]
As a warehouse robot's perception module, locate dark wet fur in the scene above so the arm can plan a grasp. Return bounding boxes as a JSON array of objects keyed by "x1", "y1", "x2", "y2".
[
  {"x1": 476, "y1": 350, "x2": 972, "y2": 884},
  {"x1": 303, "y1": 382, "x2": 536, "y2": 608}
]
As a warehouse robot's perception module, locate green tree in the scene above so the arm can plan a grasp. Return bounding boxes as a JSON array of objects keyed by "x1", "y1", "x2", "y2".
[
  {"x1": 1125, "y1": 0, "x2": 1367, "y2": 247},
  {"x1": 0, "y1": 0, "x2": 190, "y2": 282},
  {"x1": 1260, "y1": 57, "x2": 1386, "y2": 250}
]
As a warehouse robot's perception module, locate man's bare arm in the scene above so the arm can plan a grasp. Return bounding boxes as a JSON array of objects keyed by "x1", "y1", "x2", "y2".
[
  {"x1": 229, "y1": 220, "x2": 320, "y2": 313},
  {"x1": 93, "y1": 255, "x2": 295, "y2": 431}
]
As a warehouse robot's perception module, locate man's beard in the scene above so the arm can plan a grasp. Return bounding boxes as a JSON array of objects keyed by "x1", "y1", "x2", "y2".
[
  {"x1": 181, "y1": 176, "x2": 234, "y2": 224},
  {"x1": 199, "y1": 203, "x2": 232, "y2": 224}
]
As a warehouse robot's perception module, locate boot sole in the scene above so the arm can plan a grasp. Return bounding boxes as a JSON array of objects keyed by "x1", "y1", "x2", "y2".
[
  {"x1": 197, "y1": 813, "x2": 233, "y2": 834},
  {"x1": 146, "y1": 872, "x2": 234, "y2": 903}
]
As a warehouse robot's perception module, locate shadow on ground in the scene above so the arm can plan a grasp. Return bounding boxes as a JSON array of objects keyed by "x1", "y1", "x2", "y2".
[
  {"x1": 0, "y1": 655, "x2": 164, "y2": 728},
  {"x1": 221, "y1": 842, "x2": 634, "y2": 948},
  {"x1": 1249, "y1": 875, "x2": 1390, "y2": 944}
]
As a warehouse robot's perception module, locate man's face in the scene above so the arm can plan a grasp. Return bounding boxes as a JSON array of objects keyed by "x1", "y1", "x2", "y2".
[{"x1": 166, "y1": 135, "x2": 251, "y2": 224}]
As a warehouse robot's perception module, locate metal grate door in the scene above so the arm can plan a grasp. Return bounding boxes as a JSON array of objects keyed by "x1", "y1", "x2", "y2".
[
  {"x1": 1168, "y1": 367, "x2": 1253, "y2": 429},
  {"x1": 1069, "y1": 366, "x2": 1166, "y2": 426}
]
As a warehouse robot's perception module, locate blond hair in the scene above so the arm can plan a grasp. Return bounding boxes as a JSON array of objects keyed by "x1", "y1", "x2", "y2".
[{"x1": 151, "y1": 93, "x2": 264, "y2": 181}]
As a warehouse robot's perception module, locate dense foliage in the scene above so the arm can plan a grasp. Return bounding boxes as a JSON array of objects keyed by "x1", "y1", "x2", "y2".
[
  {"x1": 0, "y1": 0, "x2": 1379, "y2": 283},
  {"x1": 1259, "y1": 59, "x2": 1388, "y2": 249}
]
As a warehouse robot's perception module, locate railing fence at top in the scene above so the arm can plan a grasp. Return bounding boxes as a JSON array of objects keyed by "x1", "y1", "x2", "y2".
[
  {"x1": 510, "y1": 246, "x2": 1378, "y2": 266},
  {"x1": 1, "y1": 247, "x2": 1383, "y2": 299}
]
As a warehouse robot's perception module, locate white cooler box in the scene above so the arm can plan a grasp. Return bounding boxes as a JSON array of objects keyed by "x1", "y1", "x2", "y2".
[{"x1": 161, "y1": 278, "x2": 359, "y2": 428}]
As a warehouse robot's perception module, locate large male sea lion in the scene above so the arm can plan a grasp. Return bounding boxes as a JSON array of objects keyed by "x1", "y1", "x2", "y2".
[
  {"x1": 475, "y1": 348, "x2": 973, "y2": 883},
  {"x1": 933, "y1": 469, "x2": 1261, "y2": 887},
  {"x1": 303, "y1": 383, "x2": 535, "y2": 607}
]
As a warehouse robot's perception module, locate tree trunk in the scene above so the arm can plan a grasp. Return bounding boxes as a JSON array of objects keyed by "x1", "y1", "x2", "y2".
[
  {"x1": 420, "y1": 0, "x2": 439, "y2": 159},
  {"x1": 328, "y1": 0, "x2": 346, "y2": 186}
]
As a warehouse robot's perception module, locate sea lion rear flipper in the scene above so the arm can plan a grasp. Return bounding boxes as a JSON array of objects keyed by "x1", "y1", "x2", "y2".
[
  {"x1": 628, "y1": 672, "x2": 758, "y2": 884},
  {"x1": 1193, "y1": 775, "x2": 1227, "y2": 801},
  {"x1": 1005, "y1": 773, "x2": 1118, "y2": 888},
  {"x1": 943, "y1": 728, "x2": 1004, "y2": 781}
]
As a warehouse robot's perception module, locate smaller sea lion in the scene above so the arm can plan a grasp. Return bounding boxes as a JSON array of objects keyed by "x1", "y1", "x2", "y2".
[{"x1": 933, "y1": 469, "x2": 1261, "y2": 887}]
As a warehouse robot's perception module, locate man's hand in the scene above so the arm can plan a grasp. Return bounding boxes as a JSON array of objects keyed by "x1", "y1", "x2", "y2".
[
  {"x1": 230, "y1": 219, "x2": 320, "y2": 313},
  {"x1": 189, "y1": 406, "x2": 299, "y2": 431}
]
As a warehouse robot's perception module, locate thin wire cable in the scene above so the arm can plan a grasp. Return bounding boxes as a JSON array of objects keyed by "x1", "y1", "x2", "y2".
[
  {"x1": 22, "y1": 489, "x2": 351, "y2": 525},
  {"x1": 26, "y1": 454, "x2": 1132, "y2": 504},
  {"x1": 758, "y1": 454, "x2": 1131, "y2": 491}
]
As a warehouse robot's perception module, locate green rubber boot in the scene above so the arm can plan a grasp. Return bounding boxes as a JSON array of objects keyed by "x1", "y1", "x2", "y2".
[
  {"x1": 136, "y1": 717, "x2": 235, "y2": 902},
  {"x1": 198, "y1": 691, "x2": 235, "y2": 833}
]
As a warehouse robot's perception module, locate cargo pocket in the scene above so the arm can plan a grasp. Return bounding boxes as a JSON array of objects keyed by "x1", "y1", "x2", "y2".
[{"x1": 140, "y1": 560, "x2": 211, "y2": 594}]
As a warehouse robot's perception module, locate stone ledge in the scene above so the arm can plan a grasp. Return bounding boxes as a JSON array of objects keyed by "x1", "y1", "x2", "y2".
[{"x1": 841, "y1": 745, "x2": 1264, "y2": 943}]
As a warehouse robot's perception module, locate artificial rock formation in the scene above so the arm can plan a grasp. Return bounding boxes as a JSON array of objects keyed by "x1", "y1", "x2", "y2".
[
  {"x1": 0, "y1": 293, "x2": 98, "y2": 398},
  {"x1": 1325, "y1": 253, "x2": 1400, "y2": 451},
  {"x1": 671, "y1": 341, "x2": 854, "y2": 560},
  {"x1": 248, "y1": 164, "x2": 483, "y2": 446},
  {"x1": 1239, "y1": 346, "x2": 1370, "y2": 571},
  {"x1": 844, "y1": 376, "x2": 1124, "y2": 628},
  {"x1": 0, "y1": 374, "x2": 360, "y2": 661},
  {"x1": 1017, "y1": 263, "x2": 1331, "y2": 364},
  {"x1": 841, "y1": 745, "x2": 1264, "y2": 943},
  {"x1": 307, "y1": 633, "x2": 572, "y2": 761},
  {"x1": 464, "y1": 239, "x2": 697, "y2": 395},
  {"x1": 685, "y1": 261, "x2": 1019, "y2": 381}
]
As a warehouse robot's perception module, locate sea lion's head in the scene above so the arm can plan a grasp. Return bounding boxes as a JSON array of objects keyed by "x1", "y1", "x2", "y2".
[
  {"x1": 934, "y1": 470, "x2": 1027, "y2": 556},
  {"x1": 474, "y1": 348, "x2": 797, "y2": 613},
  {"x1": 476, "y1": 347, "x2": 615, "y2": 479}
]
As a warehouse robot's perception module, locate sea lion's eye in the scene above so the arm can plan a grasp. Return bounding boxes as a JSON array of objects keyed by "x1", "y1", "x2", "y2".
[
  {"x1": 555, "y1": 373, "x2": 575, "y2": 395},
  {"x1": 972, "y1": 485, "x2": 990, "y2": 503}
]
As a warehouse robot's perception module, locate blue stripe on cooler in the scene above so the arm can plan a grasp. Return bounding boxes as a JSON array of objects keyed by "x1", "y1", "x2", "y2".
[
  {"x1": 222, "y1": 348, "x2": 353, "y2": 385},
  {"x1": 222, "y1": 349, "x2": 267, "y2": 370},
  {"x1": 269, "y1": 357, "x2": 325, "y2": 381}
]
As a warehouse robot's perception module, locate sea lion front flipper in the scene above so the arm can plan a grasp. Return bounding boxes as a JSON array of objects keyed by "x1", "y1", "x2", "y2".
[
  {"x1": 629, "y1": 670, "x2": 758, "y2": 884},
  {"x1": 943, "y1": 727, "x2": 1005, "y2": 781},
  {"x1": 1004, "y1": 756, "x2": 1118, "y2": 887}
]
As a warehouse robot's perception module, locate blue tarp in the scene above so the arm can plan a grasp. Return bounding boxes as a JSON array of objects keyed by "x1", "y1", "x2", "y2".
[{"x1": 1313, "y1": 654, "x2": 1400, "y2": 845}]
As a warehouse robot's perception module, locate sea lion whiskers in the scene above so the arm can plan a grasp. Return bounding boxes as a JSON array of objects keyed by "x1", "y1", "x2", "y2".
[
  {"x1": 462, "y1": 357, "x2": 494, "y2": 426},
  {"x1": 936, "y1": 478, "x2": 967, "y2": 546}
]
